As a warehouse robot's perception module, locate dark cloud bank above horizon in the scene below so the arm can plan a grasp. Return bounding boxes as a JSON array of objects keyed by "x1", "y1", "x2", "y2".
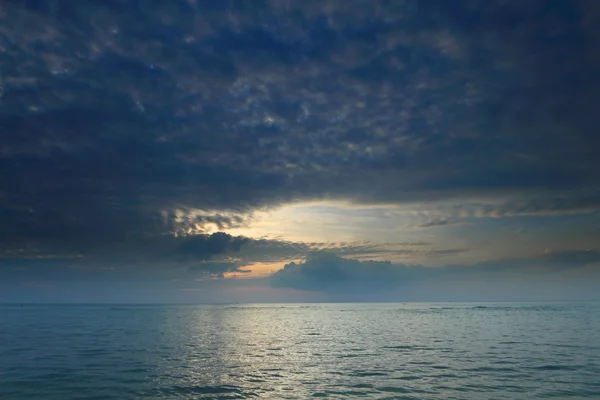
[{"x1": 1, "y1": 0, "x2": 600, "y2": 302}]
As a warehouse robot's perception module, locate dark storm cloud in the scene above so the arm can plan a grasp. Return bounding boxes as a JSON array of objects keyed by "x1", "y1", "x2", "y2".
[
  {"x1": 271, "y1": 249, "x2": 600, "y2": 292},
  {"x1": 1, "y1": 0, "x2": 599, "y2": 270}
]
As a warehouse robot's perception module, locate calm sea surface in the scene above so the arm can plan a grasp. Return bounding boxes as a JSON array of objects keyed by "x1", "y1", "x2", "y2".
[{"x1": 1, "y1": 303, "x2": 599, "y2": 399}]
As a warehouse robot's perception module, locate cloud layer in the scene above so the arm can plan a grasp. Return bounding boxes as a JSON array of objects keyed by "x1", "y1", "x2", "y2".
[
  {"x1": 1, "y1": 1, "x2": 599, "y2": 299},
  {"x1": 271, "y1": 250, "x2": 600, "y2": 299}
]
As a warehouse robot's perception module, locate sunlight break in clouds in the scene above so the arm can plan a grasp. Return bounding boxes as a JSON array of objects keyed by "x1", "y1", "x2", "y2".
[{"x1": 1, "y1": 0, "x2": 599, "y2": 302}]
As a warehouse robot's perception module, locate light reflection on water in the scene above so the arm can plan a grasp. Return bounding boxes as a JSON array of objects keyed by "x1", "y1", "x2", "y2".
[{"x1": 1, "y1": 303, "x2": 599, "y2": 399}]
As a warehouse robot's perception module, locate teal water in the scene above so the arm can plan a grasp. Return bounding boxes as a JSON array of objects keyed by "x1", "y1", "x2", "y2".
[{"x1": 1, "y1": 303, "x2": 599, "y2": 399}]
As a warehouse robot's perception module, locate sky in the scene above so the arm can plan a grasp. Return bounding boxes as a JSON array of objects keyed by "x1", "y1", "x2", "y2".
[{"x1": 1, "y1": 0, "x2": 599, "y2": 303}]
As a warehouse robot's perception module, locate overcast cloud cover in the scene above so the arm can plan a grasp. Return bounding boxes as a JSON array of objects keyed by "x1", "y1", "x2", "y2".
[{"x1": 1, "y1": 0, "x2": 599, "y2": 302}]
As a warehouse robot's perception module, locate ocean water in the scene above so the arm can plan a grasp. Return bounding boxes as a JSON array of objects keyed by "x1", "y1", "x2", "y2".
[{"x1": 1, "y1": 303, "x2": 599, "y2": 399}]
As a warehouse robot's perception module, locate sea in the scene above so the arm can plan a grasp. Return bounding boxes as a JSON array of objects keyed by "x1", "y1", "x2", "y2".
[{"x1": 1, "y1": 303, "x2": 599, "y2": 399}]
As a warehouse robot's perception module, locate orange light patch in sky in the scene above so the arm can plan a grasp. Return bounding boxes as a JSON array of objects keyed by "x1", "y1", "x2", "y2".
[{"x1": 222, "y1": 261, "x2": 295, "y2": 279}]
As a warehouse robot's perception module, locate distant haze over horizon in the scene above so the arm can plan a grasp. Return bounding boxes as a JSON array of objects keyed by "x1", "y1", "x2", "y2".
[{"x1": 1, "y1": 0, "x2": 599, "y2": 303}]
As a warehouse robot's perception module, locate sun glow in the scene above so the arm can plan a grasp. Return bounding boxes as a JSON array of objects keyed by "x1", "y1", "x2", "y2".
[
  {"x1": 222, "y1": 261, "x2": 290, "y2": 279},
  {"x1": 226, "y1": 200, "x2": 409, "y2": 243}
]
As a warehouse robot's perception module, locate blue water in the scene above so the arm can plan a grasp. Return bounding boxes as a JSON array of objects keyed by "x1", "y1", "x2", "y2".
[{"x1": 1, "y1": 303, "x2": 599, "y2": 399}]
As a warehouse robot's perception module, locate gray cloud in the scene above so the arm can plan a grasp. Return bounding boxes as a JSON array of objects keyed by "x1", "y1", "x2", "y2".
[
  {"x1": 188, "y1": 261, "x2": 251, "y2": 278},
  {"x1": 418, "y1": 219, "x2": 451, "y2": 228},
  {"x1": 271, "y1": 250, "x2": 600, "y2": 293},
  {"x1": 0, "y1": 229, "x2": 464, "y2": 283},
  {"x1": 271, "y1": 252, "x2": 426, "y2": 292},
  {"x1": 460, "y1": 249, "x2": 600, "y2": 273},
  {"x1": 1, "y1": 1, "x2": 599, "y2": 286},
  {"x1": 168, "y1": 232, "x2": 249, "y2": 262},
  {"x1": 406, "y1": 218, "x2": 454, "y2": 229}
]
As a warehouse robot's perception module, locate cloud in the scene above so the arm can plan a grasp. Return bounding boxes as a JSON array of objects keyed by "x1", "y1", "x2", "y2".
[
  {"x1": 271, "y1": 252, "x2": 427, "y2": 292},
  {"x1": 0, "y1": 1, "x2": 599, "y2": 289},
  {"x1": 270, "y1": 250, "x2": 600, "y2": 293},
  {"x1": 188, "y1": 261, "x2": 251, "y2": 278},
  {"x1": 238, "y1": 238, "x2": 463, "y2": 262},
  {"x1": 0, "y1": 228, "x2": 466, "y2": 283},
  {"x1": 167, "y1": 209, "x2": 250, "y2": 235},
  {"x1": 169, "y1": 232, "x2": 249, "y2": 262},
  {"x1": 384, "y1": 191, "x2": 600, "y2": 223},
  {"x1": 464, "y1": 249, "x2": 600, "y2": 273},
  {"x1": 406, "y1": 218, "x2": 453, "y2": 229},
  {"x1": 418, "y1": 218, "x2": 451, "y2": 228}
]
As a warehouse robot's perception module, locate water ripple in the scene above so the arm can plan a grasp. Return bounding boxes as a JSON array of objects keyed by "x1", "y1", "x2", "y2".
[{"x1": 1, "y1": 302, "x2": 599, "y2": 399}]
